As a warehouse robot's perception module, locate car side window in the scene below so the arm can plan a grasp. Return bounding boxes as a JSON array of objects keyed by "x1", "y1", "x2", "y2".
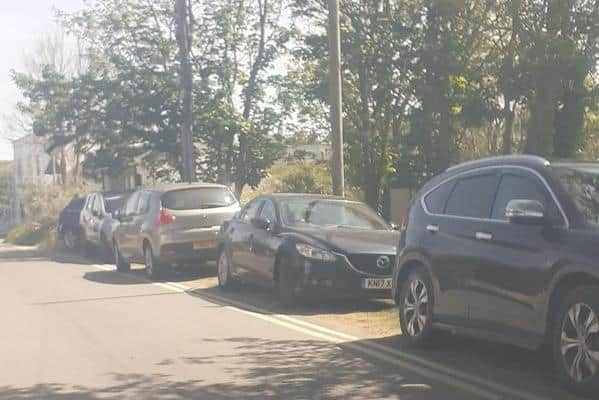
[
  {"x1": 424, "y1": 180, "x2": 456, "y2": 214},
  {"x1": 125, "y1": 192, "x2": 141, "y2": 216},
  {"x1": 445, "y1": 173, "x2": 499, "y2": 218},
  {"x1": 241, "y1": 200, "x2": 262, "y2": 222},
  {"x1": 491, "y1": 173, "x2": 551, "y2": 221},
  {"x1": 86, "y1": 194, "x2": 95, "y2": 210},
  {"x1": 137, "y1": 192, "x2": 151, "y2": 215},
  {"x1": 259, "y1": 200, "x2": 277, "y2": 224},
  {"x1": 92, "y1": 195, "x2": 102, "y2": 215}
]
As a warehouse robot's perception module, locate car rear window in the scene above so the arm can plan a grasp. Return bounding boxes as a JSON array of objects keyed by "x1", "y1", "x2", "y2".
[
  {"x1": 161, "y1": 187, "x2": 236, "y2": 210},
  {"x1": 423, "y1": 180, "x2": 455, "y2": 214},
  {"x1": 445, "y1": 173, "x2": 499, "y2": 218},
  {"x1": 104, "y1": 194, "x2": 129, "y2": 213}
]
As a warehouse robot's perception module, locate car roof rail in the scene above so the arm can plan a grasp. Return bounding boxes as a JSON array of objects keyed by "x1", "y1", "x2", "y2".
[{"x1": 445, "y1": 155, "x2": 550, "y2": 173}]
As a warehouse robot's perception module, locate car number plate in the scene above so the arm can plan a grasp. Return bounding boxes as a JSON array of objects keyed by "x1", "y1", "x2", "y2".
[
  {"x1": 362, "y1": 278, "x2": 392, "y2": 290},
  {"x1": 192, "y1": 240, "x2": 217, "y2": 250}
]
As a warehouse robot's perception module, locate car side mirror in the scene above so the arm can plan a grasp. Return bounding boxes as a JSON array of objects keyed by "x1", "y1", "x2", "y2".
[
  {"x1": 390, "y1": 223, "x2": 400, "y2": 231},
  {"x1": 251, "y1": 217, "x2": 271, "y2": 231},
  {"x1": 505, "y1": 199, "x2": 545, "y2": 224}
]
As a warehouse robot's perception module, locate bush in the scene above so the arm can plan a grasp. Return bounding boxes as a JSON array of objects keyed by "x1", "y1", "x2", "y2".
[
  {"x1": 5, "y1": 223, "x2": 48, "y2": 246},
  {"x1": 239, "y1": 162, "x2": 363, "y2": 205},
  {"x1": 275, "y1": 163, "x2": 332, "y2": 194},
  {"x1": 7, "y1": 182, "x2": 98, "y2": 247}
]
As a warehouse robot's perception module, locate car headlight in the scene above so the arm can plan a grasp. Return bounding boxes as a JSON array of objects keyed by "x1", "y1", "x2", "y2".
[{"x1": 295, "y1": 243, "x2": 336, "y2": 262}]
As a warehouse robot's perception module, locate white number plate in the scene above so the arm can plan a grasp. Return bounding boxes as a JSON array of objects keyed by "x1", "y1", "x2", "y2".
[{"x1": 362, "y1": 278, "x2": 392, "y2": 290}]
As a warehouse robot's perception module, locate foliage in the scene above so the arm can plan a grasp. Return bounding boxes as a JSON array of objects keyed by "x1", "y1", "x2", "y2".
[
  {"x1": 0, "y1": 161, "x2": 11, "y2": 218},
  {"x1": 6, "y1": 182, "x2": 97, "y2": 247},
  {"x1": 9, "y1": 0, "x2": 599, "y2": 214}
]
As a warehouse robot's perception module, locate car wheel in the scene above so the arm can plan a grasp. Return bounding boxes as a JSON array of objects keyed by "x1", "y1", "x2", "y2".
[
  {"x1": 144, "y1": 245, "x2": 164, "y2": 281},
  {"x1": 552, "y1": 285, "x2": 599, "y2": 395},
  {"x1": 100, "y1": 234, "x2": 114, "y2": 264},
  {"x1": 217, "y1": 249, "x2": 234, "y2": 290},
  {"x1": 63, "y1": 230, "x2": 78, "y2": 250},
  {"x1": 114, "y1": 242, "x2": 130, "y2": 272},
  {"x1": 277, "y1": 254, "x2": 300, "y2": 306},
  {"x1": 398, "y1": 268, "x2": 434, "y2": 347}
]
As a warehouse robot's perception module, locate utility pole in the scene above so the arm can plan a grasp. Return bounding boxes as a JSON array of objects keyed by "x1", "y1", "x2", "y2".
[
  {"x1": 328, "y1": 0, "x2": 344, "y2": 196},
  {"x1": 175, "y1": 0, "x2": 195, "y2": 182}
]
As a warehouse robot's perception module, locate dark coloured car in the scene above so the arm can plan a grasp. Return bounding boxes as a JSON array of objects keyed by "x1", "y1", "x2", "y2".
[
  {"x1": 58, "y1": 197, "x2": 86, "y2": 250},
  {"x1": 393, "y1": 155, "x2": 599, "y2": 394},
  {"x1": 217, "y1": 194, "x2": 400, "y2": 304},
  {"x1": 112, "y1": 184, "x2": 240, "y2": 279}
]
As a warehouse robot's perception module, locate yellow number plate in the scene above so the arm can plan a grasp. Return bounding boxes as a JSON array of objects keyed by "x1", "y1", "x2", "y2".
[{"x1": 192, "y1": 240, "x2": 218, "y2": 250}]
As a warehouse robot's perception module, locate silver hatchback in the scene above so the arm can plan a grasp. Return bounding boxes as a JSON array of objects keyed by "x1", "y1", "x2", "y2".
[{"x1": 112, "y1": 183, "x2": 240, "y2": 279}]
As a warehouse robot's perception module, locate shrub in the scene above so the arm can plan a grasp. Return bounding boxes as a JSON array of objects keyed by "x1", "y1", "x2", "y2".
[
  {"x1": 7, "y1": 182, "x2": 98, "y2": 247},
  {"x1": 239, "y1": 162, "x2": 363, "y2": 205}
]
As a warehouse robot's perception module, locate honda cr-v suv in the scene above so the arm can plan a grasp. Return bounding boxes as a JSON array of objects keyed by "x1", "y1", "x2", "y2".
[{"x1": 393, "y1": 155, "x2": 599, "y2": 394}]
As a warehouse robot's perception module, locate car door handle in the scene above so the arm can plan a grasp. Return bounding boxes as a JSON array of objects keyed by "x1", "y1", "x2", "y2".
[
  {"x1": 475, "y1": 232, "x2": 493, "y2": 241},
  {"x1": 426, "y1": 224, "x2": 439, "y2": 233}
]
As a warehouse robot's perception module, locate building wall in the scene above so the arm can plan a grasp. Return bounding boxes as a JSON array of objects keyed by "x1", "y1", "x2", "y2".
[{"x1": 11, "y1": 135, "x2": 56, "y2": 224}]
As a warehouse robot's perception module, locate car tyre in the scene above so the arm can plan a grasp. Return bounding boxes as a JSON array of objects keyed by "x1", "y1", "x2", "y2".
[
  {"x1": 63, "y1": 229, "x2": 79, "y2": 251},
  {"x1": 217, "y1": 249, "x2": 235, "y2": 290},
  {"x1": 398, "y1": 268, "x2": 434, "y2": 347},
  {"x1": 552, "y1": 285, "x2": 599, "y2": 395},
  {"x1": 114, "y1": 242, "x2": 130, "y2": 272},
  {"x1": 144, "y1": 245, "x2": 165, "y2": 281},
  {"x1": 277, "y1": 253, "x2": 300, "y2": 306},
  {"x1": 100, "y1": 234, "x2": 114, "y2": 264}
]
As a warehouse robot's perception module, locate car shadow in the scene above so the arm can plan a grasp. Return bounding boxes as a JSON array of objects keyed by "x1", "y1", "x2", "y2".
[{"x1": 187, "y1": 283, "x2": 396, "y2": 317}]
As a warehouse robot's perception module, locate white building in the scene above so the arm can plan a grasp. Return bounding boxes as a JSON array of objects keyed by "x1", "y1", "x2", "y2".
[{"x1": 11, "y1": 134, "x2": 59, "y2": 224}]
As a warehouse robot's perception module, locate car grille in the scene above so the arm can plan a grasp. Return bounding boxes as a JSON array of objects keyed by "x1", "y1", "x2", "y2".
[{"x1": 345, "y1": 254, "x2": 395, "y2": 276}]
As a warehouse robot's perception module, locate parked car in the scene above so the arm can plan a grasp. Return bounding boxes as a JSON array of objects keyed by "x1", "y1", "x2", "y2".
[
  {"x1": 217, "y1": 194, "x2": 400, "y2": 304},
  {"x1": 80, "y1": 191, "x2": 131, "y2": 259},
  {"x1": 393, "y1": 154, "x2": 599, "y2": 394},
  {"x1": 112, "y1": 183, "x2": 240, "y2": 279},
  {"x1": 58, "y1": 196, "x2": 86, "y2": 250}
]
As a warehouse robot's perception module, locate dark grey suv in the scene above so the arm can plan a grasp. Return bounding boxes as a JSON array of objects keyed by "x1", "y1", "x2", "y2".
[{"x1": 393, "y1": 155, "x2": 599, "y2": 395}]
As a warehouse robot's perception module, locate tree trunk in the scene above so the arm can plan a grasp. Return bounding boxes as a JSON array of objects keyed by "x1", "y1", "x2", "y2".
[
  {"x1": 234, "y1": 0, "x2": 268, "y2": 198},
  {"x1": 502, "y1": 99, "x2": 514, "y2": 154}
]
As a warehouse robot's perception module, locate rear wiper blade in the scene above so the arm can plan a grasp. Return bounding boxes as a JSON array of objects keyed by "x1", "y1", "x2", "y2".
[{"x1": 198, "y1": 203, "x2": 227, "y2": 209}]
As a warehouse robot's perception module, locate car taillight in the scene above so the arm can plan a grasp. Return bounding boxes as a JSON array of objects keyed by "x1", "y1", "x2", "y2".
[
  {"x1": 157, "y1": 209, "x2": 176, "y2": 227},
  {"x1": 400, "y1": 210, "x2": 409, "y2": 231}
]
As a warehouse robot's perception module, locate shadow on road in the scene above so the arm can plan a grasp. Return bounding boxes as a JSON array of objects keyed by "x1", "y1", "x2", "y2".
[
  {"x1": 0, "y1": 335, "x2": 586, "y2": 400},
  {"x1": 0, "y1": 337, "x2": 449, "y2": 400}
]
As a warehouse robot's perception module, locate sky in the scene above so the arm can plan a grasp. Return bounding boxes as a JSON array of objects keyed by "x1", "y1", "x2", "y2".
[{"x1": 0, "y1": 0, "x2": 86, "y2": 161}]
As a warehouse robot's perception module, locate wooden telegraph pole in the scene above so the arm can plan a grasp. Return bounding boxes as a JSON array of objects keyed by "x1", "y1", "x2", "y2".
[
  {"x1": 175, "y1": 0, "x2": 195, "y2": 182},
  {"x1": 328, "y1": 0, "x2": 344, "y2": 196}
]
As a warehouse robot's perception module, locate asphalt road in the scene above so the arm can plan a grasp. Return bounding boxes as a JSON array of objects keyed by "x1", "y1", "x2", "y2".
[{"x1": 0, "y1": 245, "x2": 587, "y2": 400}]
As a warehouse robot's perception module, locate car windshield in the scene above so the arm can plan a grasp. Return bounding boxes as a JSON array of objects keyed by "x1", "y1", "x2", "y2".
[
  {"x1": 162, "y1": 188, "x2": 236, "y2": 210},
  {"x1": 104, "y1": 194, "x2": 128, "y2": 213},
  {"x1": 552, "y1": 165, "x2": 599, "y2": 226},
  {"x1": 279, "y1": 198, "x2": 389, "y2": 230}
]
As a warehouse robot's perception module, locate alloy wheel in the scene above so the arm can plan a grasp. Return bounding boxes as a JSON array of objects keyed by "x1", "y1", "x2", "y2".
[
  {"x1": 560, "y1": 302, "x2": 599, "y2": 383},
  {"x1": 145, "y1": 248, "x2": 154, "y2": 276},
  {"x1": 64, "y1": 231, "x2": 75, "y2": 249},
  {"x1": 218, "y1": 251, "x2": 229, "y2": 287},
  {"x1": 403, "y1": 279, "x2": 429, "y2": 337}
]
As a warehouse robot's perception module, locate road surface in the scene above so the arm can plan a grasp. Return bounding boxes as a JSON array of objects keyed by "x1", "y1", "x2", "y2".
[{"x1": 0, "y1": 245, "x2": 585, "y2": 399}]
